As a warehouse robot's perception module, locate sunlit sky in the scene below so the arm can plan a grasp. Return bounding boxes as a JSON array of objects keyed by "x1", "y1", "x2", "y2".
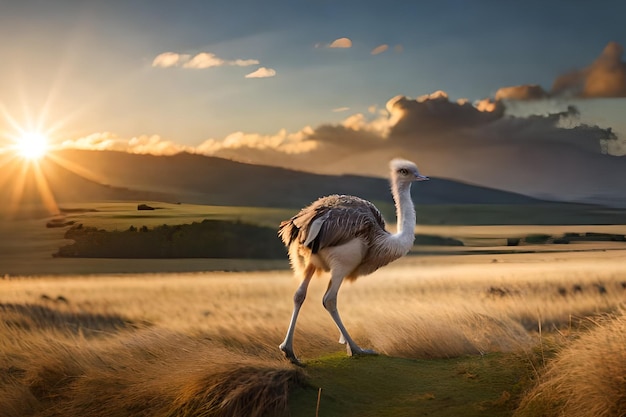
[{"x1": 1, "y1": 0, "x2": 626, "y2": 152}]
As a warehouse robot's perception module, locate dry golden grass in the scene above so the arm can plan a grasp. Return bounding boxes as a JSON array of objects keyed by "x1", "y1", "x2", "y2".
[
  {"x1": 515, "y1": 312, "x2": 626, "y2": 417},
  {"x1": 1, "y1": 250, "x2": 626, "y2": 416}
]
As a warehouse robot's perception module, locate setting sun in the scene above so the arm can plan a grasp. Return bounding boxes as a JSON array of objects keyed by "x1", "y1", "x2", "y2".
[{"x1": 15, "y1": 132, "x2": 49, "y2": 160}]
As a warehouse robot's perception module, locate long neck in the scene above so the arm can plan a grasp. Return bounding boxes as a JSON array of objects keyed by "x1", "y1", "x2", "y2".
[
  {"x1": 392, "y1": 179, "x2": 416, "y2": 236},
  {"x1": 388, "y1": 178, "x2": 416, "y2": 253}
]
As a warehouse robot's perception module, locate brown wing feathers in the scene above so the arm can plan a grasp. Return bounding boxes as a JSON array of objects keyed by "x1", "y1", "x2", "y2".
[{"x1": 278, "y1": 195, "x2": 387, "y2": 253}]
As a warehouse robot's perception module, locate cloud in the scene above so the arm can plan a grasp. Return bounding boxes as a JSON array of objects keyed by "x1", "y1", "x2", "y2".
[
  {"x1": 332, "y1": 107, "x2": 350, "y2": 112},
  {"x1": 245, "y1": 67, "x2": 276, "y2": 78},
  {"x1": 497, "y1": 42, "x2": 626, "y2": 101},
  {"x1": 495, "y1": 84, "x2": 549, "y2": 101},
  {"x1": 552, "y1": 41, "x2": 626, "y2": 98},
  {"x1": 195, "y1": 128, "x2": 317, "y2": 167},
  {"x1": 193, "y1": 91, "x2": 508, "y2": 170},
  {"x1": 329, "y1": 37, "x2": 352, "y2": 48},
  {"x1": 183, "y1": 52, "x2": 224, "y2": 69},
  {"x1": 152, "y1": 52, "x2": 259, "y2": 69},
  {"x1": 152, "y1": 52, "x2": 190, "y2": 68},
  {"x1": 231, "y1": 59, "x2": 261, "y2": 67},
  {"x1": 371, "y1": 44, "x2": 389, "y2": 55},
  {"x1": 386, "y1": 91, "x2": 505, "y2": 136},
  {"x1": 60, "y1": 132, "x2": 188, "y2": 156}
]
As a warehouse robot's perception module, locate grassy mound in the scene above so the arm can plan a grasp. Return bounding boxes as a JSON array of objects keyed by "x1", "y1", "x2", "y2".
[{"x1": 2, "y1": 324, "x2": 305, "y2": 417}]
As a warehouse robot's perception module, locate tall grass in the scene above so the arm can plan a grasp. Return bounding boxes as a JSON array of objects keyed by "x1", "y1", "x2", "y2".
[
  {"x1": 1, "y1": 323, "x2": 304, "y2": 417},
  {"x1": 515, "y1": 312, "x2": 626, "y2": 417},
  {"x1": 1, "y1": 252, "x2": 626, "y2": 415}
]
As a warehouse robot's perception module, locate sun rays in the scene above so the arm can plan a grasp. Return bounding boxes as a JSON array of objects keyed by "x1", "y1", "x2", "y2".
[
  {"x1": 0, "y1": 104, "x2": 103, "y2": 219},
  {"x1": 14, "y1": 131, "x2": 49, "y2": 161}
]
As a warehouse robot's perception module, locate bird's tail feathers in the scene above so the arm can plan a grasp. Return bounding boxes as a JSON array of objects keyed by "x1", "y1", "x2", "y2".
[
  {"x1": 288, "y1": 241, "x2": 309, "y2": 278},
  {"x1": 278, "y1": 219, "x2": 298, "y2": 247}
]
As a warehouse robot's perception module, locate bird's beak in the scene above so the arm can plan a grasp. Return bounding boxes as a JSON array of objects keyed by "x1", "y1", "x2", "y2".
[{"x1": 415, "y1": 174, "x2": 429, "y2": 181}]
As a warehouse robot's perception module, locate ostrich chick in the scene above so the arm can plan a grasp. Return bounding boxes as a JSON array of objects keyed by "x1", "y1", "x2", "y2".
[{"x1": 278, "y1": 159, "x2": 429, "y2": 365}]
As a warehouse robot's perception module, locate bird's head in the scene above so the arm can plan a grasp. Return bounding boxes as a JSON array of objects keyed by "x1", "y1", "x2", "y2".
[{"x1": 390, "y1": 158, "x2": 429, "y2": 183}]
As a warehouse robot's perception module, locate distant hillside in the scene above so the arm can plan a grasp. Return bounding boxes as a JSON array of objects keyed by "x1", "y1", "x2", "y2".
[
  {"x1": 41, "y1": 150, "x2": 545, "y2": 209},
  {"x1": 0, "y1": 153, "x2": 171, "y2": 218}
]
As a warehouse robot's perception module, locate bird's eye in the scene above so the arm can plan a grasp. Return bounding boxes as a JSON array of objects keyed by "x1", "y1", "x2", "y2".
[{"x1": 398, "y1": 168, "x2": 409, "y2": 176}]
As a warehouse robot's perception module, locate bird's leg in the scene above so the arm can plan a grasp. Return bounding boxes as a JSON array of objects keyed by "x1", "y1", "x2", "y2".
[
  {"x1": 323, "y1": 272, "x2": 377, "y2": 357},
  {"x1": 279, "y1": 265, "x2": 315, "y2": 366}
]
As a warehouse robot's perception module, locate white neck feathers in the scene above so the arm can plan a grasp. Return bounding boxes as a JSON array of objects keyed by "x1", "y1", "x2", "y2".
[{"x1": 387, "y1": 178, "x2": 416, "y2": 256}]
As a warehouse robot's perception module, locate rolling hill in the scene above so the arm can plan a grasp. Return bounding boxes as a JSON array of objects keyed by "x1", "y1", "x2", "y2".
[{"x1": 25, "y1": 149, "x2": 545, "y2": 211}]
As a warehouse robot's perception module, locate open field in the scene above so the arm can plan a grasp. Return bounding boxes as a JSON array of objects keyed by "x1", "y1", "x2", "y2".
[
  {"x1": 0, "y1": 202, "x2": 294, "y2": 276},
  {"x1": 3, "y1": 200, "x2": 626, "y2": 276},
  {"x1": 2, "y1": 251, "x2": 626, "y2": 416}
]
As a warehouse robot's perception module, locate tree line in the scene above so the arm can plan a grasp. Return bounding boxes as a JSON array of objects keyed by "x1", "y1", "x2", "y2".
[{"x1": 54, "y1": 219, "x2": 287, "y2": 259}]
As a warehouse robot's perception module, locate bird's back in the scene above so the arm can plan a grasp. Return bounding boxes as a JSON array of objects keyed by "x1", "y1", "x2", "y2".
[{"x1": 278, "y1": 194, "x2": 387, "y2": 254}]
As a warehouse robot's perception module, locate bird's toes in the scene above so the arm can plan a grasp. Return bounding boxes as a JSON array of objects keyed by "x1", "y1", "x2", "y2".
[
  {"x1": 279, "y1": 344, "x2": 306, "y2": 367},
  {"x1": 347, "y1": 345, "x2": 378, "y2": 357},
  {"x1": 285, "y1": 354, "x2": 306, "y2": 367}
]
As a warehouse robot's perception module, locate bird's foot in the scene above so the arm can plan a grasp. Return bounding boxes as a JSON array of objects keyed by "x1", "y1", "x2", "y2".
[
  {"x1": 279, "y1": 343, "x2": 306, "y2": 367},
  {"x1": 347, "y1": 345, "x2": 378, "y2": 357}
]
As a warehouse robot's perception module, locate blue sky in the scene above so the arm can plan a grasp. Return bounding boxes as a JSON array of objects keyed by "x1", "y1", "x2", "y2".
[{"x1": 1, "y1": 0, "x2": 625, "y2": 149}]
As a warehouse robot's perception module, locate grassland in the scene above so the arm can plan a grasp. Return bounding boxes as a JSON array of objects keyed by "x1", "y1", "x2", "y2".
[
  {"x1": 2, "y1": 201, "x2": 626, "y2": 415},
  {"x1": 2, "y1": 250, "x2": 626, "y2": 416}
]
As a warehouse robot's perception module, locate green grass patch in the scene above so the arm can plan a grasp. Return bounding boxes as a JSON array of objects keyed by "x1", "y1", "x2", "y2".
[{"x1": 289, "y1": 353, "x2": 531, "y2": 417}]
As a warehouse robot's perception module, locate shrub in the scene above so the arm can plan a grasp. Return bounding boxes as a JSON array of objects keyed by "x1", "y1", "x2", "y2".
[{"x1": 523, "y1": 234, "x2": 551, "y2": 244}]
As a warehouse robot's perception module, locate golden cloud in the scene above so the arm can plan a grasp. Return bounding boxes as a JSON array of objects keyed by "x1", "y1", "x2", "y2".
[
  {"x1": 60, "y1": 133, "x2": 187, "y2": 155},
  {"x1": 196, "y1": 127, "x2": 316, "y2": 155},
  {"x1": 245, "y1": 67, "x2": 276, "y2": 78},
  {"x1": 329, "y1": 37, "x2": 352, "y2": 48}
]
